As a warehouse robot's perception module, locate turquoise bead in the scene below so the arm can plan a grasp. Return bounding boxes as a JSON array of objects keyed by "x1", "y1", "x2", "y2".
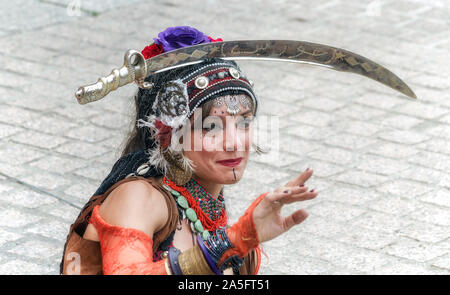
[
  {"x1": 170, "y1": 190, "x2": 180, "y2": 197},
  {"x1": 177, "y1": 196, "x2": 188, "y2": 209},
  {"x1": 194, "y1": 219, "x2": 204, "y2": 233},
  {"x1": 202, "y1": 230, "x2": 210, "y2": 240},
  {"x1": 186, "y1": 208, "x2": 197, "y2": 222}
]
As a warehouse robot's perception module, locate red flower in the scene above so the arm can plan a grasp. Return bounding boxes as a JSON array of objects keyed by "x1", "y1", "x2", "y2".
[
  {"x1": 155, "y1": 120, "x2": 173, "y2": 149},
  {"x1": 141, "y1": 43, "x2": 164, "y2": 59},
  {"x1": 208, "y1": 36, "x2": 223, "y2": 42},
  {"x1": 141, "y1": 35, "x2": 222, "y2": 59}
]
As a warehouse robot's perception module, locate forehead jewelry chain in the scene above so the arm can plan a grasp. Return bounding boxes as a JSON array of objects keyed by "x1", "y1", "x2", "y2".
[
  {"x1": 212, "y1": 94, "x2": 251, "y2": 115},
  {"x1": 223, "y1": 95, "x2": 240, "y2": 115}
]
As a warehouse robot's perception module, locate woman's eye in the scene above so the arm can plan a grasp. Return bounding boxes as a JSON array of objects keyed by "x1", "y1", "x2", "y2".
[
  {"x1": 203, "y1": 122, "x2": 223, "y2": 132},
  {"x1": 237, "y1": 117, "x2": 254, "y2": 129},
  {"x1": 202, "y1": 123, "x2": 215, "y2": 131}
]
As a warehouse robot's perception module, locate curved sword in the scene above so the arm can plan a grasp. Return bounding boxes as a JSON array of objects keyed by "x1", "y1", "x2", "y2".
[{"x1": 75, "y1": 40, "x2": 417, "y2": 104}]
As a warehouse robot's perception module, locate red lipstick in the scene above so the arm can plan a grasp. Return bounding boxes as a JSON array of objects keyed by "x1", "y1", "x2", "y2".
[{"x1": 216, "y1": 157, "x2": 243, "y2": 167}]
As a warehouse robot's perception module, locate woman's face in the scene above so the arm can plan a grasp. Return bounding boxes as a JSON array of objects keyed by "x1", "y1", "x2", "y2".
[{"x1": 183, "y1": 95, "x2": 255, "y2": 185}]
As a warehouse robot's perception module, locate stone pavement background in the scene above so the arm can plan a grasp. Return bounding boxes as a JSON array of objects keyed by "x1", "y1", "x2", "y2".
[{"x1": 0, "y1": 0, "x2": 449, "y2": 275}]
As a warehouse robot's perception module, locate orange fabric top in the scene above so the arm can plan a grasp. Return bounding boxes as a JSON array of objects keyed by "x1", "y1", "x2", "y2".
[
  {"x1": 90, "y1": 204, "x2": 262, "y2": 275},
  {"x1": 89, "y1": 205, "x2": 167, "y2": 275}
]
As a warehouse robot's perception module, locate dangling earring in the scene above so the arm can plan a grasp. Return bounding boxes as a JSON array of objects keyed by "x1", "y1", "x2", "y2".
[
  {"x1": 163, "y1": 149, "x2": 192, "y2": 186},
  {"x1": 252, "y1": 143, "x2": 266, "y2": 155}
]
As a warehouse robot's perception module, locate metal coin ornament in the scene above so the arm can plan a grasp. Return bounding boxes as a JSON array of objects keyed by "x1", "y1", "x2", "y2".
[
  {"x1": 155, "y1": 80, "x2": 189, "y2": 118},
  {"x1": 229, "y1": 67, "x2": 240, "y2": 79},
  {"x1": 224, "y1": 95, "x2": 241, "y2": 115},
  {"x1": 194, "y1": 76, "x2": 209, "y2": 89}
]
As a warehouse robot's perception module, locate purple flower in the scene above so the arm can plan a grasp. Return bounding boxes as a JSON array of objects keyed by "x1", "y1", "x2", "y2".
[{"x1": 153, "y1": 26, "x2": 211, "y2": 52}]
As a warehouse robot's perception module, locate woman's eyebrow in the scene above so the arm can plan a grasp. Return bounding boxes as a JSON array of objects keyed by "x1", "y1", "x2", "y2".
[
  {"x1": 212, "y1": 109, "x2": 253, "y2": 117},
  {"x1": 239, "y1": 110, "x2": 253, "y2": 116}
]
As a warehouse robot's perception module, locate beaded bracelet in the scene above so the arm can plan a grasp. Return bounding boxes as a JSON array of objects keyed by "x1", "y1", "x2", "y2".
[
  {"x1": 221, "y1": 254, "x2": 245, "y2": 275},
  {"x1": 203, "y1": 227, "x2": 244, "y2": 273},
  {"x1": 196, "y1": 234, "x2": 223, "y2": 275}
]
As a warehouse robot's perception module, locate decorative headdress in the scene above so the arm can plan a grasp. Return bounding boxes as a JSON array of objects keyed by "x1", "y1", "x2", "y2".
[{"x1": 134, "y1": 27, "x2": 258, "y2": 185}]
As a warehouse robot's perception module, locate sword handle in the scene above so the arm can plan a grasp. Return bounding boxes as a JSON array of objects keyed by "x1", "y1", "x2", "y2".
[{"x1": 75, "y1": 50, "x2": 148, "y2": 104}]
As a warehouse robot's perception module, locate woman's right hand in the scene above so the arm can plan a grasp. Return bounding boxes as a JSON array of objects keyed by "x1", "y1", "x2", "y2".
[
  {"x1": 219, "y1": 168, "x2": 318, "y2": 267},
  {"x1": 251, "y1": 168, "x2": 318, "y2": 243}
]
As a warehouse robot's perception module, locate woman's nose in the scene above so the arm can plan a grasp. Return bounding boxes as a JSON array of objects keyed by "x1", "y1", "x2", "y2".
[{"x1": 223, "y1": 120, "x2": 243, "y2": 151}]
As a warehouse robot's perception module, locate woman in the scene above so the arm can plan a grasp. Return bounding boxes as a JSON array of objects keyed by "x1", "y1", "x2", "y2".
[{"x1": 60, "y1": 26, "x2": 318, "y2": 275}]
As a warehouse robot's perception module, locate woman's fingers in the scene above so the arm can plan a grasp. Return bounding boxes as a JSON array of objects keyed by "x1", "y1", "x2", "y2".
[
  {"x1": 281, "y1": 190, "x2": 318, "y2": 205},
  {"x1": 268, "y1": 186, "x2": 318, "y2": 205},
  {"x1": 285, "y1": 168, "x2": 314, "y2": 187},
  {"x1": 282, "y1": 209, "x2": 309, "y2": 231},
  {"x1": 274, "y1": 184, "x2": 307, "y2": 194},
  {"x1": 269, "y1": 186, "x2": 306, "y2": 202}
]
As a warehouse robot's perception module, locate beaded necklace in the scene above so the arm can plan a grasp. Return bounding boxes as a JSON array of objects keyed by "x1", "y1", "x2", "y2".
[
  {"x1": 184, "y1": 178, "x2": 225, "y2": 221},
  {"x1": 162, "y1": 176, "x2": 227, "y2": 240}
]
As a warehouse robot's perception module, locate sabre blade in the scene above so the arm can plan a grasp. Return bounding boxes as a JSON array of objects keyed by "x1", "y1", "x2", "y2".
[
  {"x1": 75, "y1": 40, "x2": 417, "y2": 104},
  {"x1": 146, "y1": 40, "x2": 417, "y2": 99}
]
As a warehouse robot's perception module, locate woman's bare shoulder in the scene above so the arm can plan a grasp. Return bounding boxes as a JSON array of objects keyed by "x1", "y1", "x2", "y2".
[{"x1": 97, "y1": 178, "x2": 169, "y2": 237}]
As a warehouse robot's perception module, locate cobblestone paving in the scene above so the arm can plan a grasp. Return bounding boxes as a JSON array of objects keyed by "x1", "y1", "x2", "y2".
[{"x1": 0, "y1": 0, "x2": 449, "y2": 275}]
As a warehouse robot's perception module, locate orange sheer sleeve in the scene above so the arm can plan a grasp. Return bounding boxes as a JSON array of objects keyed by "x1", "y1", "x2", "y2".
[
  {"x1": 219, "y1": 192, "x2": 268, "y2": 268},
  {"x1": 254, "y1": 246, "x2": 262, "y2": 275},
  {"x1": 89, "y1": 205, "x2": 168, "y2": 275}
]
